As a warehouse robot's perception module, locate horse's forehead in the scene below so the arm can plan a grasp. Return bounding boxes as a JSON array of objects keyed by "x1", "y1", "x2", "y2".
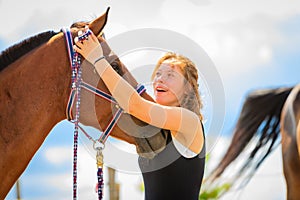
[
  {"x1": 67, "y1": 27, "x2": 123, "y2": 74},
  {"x1": 70, "y1": 25, "x2": 105, "y2": 37}
]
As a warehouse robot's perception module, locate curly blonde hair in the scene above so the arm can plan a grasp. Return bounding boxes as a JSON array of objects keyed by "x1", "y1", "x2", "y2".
[{"x1": 151, "y1": 52, "x2": 203, "y2": 120}]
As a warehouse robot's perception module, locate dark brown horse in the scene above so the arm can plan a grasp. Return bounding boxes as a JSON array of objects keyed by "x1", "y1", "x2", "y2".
[
  {"x1": 205, "y1": 85, "x2": 300, "y2": 199},
  {"x1": 0, "y1": 8, "x2": 167, "y2": 199}
]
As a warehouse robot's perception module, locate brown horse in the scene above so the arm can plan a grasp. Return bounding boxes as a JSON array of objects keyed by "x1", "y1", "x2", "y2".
[
  {"x1": 0, "y1": 8, "x2": 167, "y2": 199},
  {"x1": 205, "y1": 85, "x2": 300, "y2": 199}
]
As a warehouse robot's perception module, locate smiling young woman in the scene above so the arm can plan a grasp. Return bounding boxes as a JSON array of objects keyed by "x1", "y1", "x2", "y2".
[{"x1": 74, "y1": 29, "x2": 206, "y2": 200}]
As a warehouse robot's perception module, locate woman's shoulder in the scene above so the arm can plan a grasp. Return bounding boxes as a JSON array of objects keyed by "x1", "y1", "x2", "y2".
[{"x1": 171, "y1": 135, "x2": 198, "y2": 158}]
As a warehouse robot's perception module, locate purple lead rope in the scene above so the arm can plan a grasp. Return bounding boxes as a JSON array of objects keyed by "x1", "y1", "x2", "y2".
[
  {"x1": 63, "y1": 28, "x2": 89, "y2": 200},
  {"x1": 72, "y1": 51, "x2": 82, "y2": 200},
  {"x1": 71, "y1": 29, "x2": 105, "y2": 200}
]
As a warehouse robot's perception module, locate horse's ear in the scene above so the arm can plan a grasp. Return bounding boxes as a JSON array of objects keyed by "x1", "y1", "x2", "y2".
[{"x1": 89, "y1": 7, "x2": 110, "y2": 36}]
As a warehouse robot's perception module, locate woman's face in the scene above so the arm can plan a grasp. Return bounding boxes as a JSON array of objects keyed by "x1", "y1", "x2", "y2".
[{"x1": 152, "y1": 59, "x2": 186, "y2": 106}]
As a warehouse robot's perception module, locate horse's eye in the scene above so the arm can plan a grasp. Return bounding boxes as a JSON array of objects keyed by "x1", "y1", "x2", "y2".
[{"x1": 111, "y1": 62, "x2": 120, "y2": 74}]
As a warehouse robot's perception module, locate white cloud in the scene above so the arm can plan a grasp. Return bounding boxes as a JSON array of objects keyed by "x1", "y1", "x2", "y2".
[
  {"x1": 0, "y1": 0, "x2": 110, "y2": 46},
  {"x1": 160, "y1": 0, "x2": 300, "y2": 26},
  {"x1": 44, "y1": 147, "x2": 72, "y2": 165},
  {"x1": 190, "y1": 15, "x2": 282, "y2": 74},
  {"x1": 155, "y1": 0, "x2": 300, "y2": 82}
]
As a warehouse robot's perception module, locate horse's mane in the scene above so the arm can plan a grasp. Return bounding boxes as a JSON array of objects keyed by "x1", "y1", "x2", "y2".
[
  {"x1": 0, "y1": 21, "x2": 92, "y2": 72},
  {"x1": 0, "y1": 31, "x2": 58, "y2": 72}
]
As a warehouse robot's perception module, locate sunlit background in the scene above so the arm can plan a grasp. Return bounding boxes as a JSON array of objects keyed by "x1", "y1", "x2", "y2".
[{"x1": 1, "y1": 0, "x2": 300, "y2": 199}]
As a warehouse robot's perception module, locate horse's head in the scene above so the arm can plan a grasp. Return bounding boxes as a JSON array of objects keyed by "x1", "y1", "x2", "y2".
[{"x1": 68, "y1": 8, "x2": 167, "y2": 158}]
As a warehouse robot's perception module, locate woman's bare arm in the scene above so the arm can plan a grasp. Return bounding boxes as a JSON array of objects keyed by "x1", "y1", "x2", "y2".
[
  {"x1": 74, "y1": 31, "x2": 204, "y2": 153},
  {"x1": 94, "y1": 59, "x2": 204, "y2": 153}
]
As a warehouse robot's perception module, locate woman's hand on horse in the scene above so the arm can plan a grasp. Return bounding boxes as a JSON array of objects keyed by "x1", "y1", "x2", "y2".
[{"x1": 74, "y1": 29, "x2": 104, "y2": 65}]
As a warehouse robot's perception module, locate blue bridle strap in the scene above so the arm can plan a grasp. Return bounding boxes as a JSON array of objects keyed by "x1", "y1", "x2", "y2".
[{"x1": 80, "y1": 81, "x2": 117, "y2": 104}]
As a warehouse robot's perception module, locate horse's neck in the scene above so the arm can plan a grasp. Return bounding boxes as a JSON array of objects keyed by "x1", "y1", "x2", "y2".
[
  {"x1": 121, "y1": 64, "x2": 154, "y2": 102},
  {"x1": 0, "y1": 37, "x2": 70, "y2": 198},
  {"x1": 0, "y1": 38, "x2": 70, "y2": 137},
  {"x1": 103, "y1": 62, "x2": 157, "y2": 144}
]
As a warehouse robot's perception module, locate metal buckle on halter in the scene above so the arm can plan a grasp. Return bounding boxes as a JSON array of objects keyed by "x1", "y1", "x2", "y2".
[{"x1": 93, "y1": 140, "x2": 105, "y2": 151}]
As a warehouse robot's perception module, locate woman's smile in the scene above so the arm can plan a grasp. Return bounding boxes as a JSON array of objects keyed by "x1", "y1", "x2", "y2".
[{"x1": 153, "y1": 60, "x2": 186, "y2": 106}]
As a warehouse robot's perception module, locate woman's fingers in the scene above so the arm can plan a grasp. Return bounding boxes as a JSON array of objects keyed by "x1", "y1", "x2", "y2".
[
  {"x1": 91, "y1": 33, "x2": 98, "y2": 42},
  {"x1": 74, "y1": 39, "x2": 84, "y2": 49},
  {"x1": 73, "y1": 45, "x2": 82, "y2": 54},
  {"x1": 74, "y1": 36, "x2": 79, "y2": 43},
  {"x1": 73, "y1": 28, "x2": 104, "y2": 63}
]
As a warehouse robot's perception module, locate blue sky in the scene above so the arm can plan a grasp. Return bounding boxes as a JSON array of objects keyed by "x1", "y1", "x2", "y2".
[{"x1": 1, "y1": 0, "x2": 300, "y2": 199}]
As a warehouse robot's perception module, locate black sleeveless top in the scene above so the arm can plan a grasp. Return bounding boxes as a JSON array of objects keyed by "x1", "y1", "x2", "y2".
[{"x1": 138, "y1": 126, "x2": 206, "y2": 200}]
